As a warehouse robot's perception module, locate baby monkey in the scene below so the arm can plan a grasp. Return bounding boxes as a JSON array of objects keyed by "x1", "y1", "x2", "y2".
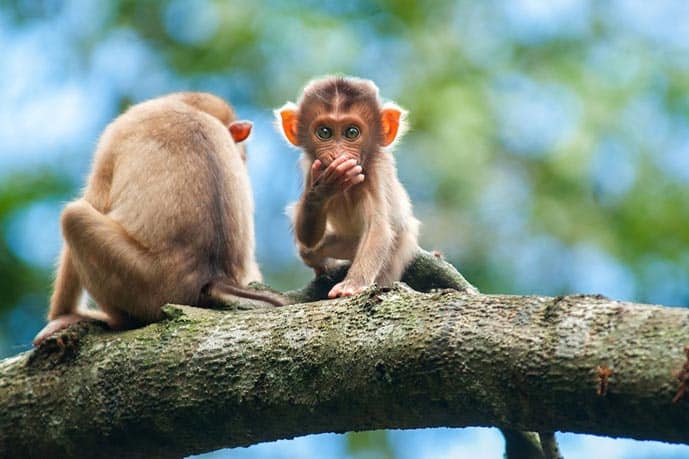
[
  {"x1": 34, "y1": 92, "x2": 283, "y2": 346},
  {"x1": 277, "y1": 76, "x2": 420, "y2": 298}
]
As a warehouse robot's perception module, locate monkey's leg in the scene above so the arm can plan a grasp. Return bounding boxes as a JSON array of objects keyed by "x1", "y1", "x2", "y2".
[
  {"x1": 35, "y1": 199, "x2": 154, "y2": 346},
  {"x1": 47, "y1": 246, "x2": 83, "y2": 320},
  {"x1": 62, "y1": 200, "x2": 156, "y2": 316},
  {"x1": 35, "y1": 229, "x2": 113, "y2": 346},
  {"x1": 375, "y1": 230, "x2": 418, "y2": 287},
  {"x1": 61, "y1": 198, "x2": 151, "y2": 285},
  {"x1": 318, "y1": 233, "x2": 359, "y2": 259},
  {"x1": 299, "y1": 233, "x2": 358, "y2": 275}
]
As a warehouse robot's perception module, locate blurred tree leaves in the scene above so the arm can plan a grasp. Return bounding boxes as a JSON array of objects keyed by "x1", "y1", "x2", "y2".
[
  {"x1": 0, "y1": 171, "x2": 70, "y2": 313},
  {"x1": 346, "y1": 430, "x2": 395, "y2": 459}
]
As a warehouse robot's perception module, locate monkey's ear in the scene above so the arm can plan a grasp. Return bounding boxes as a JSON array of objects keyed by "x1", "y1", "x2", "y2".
[
  {"x1": 229, "y1": 120, "x2": 252, "y2": 143},
  {"x1": 275, "y1": 102, "x2": 300, "y2": 146},
  {"x1": 380, "y1": 103, "x2": 408, "y2": 147}
]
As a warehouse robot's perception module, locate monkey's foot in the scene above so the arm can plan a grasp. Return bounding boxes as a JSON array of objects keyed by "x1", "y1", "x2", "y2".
[
  {"x1": 33, "y1": 314, "x2": 87, "y2": 347},
  {"x1": 313, "y1": 259, "x2": 349, "y2": 277},
  {"x1": 328, "y1": 279, "x2": 368, "y2": 298}
]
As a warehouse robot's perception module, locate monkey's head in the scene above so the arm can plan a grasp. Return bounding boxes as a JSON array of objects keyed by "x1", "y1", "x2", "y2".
[
  {"x1": 174, "y1": 92, "x2": 252, "y2": 159},
  {"x1": 276, "y1": 76, "x2": 407, "y2": 167}
]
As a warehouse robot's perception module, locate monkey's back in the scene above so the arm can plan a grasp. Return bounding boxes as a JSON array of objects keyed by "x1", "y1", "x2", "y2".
[{"x1": 84, "y1": 95, "x2": 257, "y2": 298}]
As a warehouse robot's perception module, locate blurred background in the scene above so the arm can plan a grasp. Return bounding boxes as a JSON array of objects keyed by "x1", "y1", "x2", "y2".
[{"x1": 1, "y1": 0, "x2": 688, "y2": 457}]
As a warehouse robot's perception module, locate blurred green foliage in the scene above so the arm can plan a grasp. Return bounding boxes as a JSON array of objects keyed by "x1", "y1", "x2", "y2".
[
  {"x1": 346, "y1": 430, "x2": 395, "y2": 459},
  {"x1": 0, "y1": 171, "x2": 70, "y2": 313}
]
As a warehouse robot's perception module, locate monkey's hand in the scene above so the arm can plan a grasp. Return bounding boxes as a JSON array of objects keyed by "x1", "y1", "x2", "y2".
[
  {"x1": 309, "y1": 156, "x2": 365, "y2": 201},
  {"x1": 328, "y1": 278, "x2": 369, "y2": 298}
]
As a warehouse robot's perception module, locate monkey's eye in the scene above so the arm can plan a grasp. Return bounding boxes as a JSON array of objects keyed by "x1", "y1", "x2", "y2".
[
  {"x1": 344, "y1": 126, "x2": 360, "y2": 139},
  {"x1": 316, "y1": 126, "x2": 333, "y2": 140}
]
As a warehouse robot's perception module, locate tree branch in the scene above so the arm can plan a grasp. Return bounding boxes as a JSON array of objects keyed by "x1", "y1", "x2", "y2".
[
  {"x1": 2, "y1": 275, "x2": 689, "y2": 458},
  {"x1": 539, "y1": 431, "x2": 564, "y2": 459}
]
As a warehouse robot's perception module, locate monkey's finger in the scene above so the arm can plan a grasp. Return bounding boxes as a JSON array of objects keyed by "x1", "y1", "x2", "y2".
[
  {"x1": 342, "y1": 174, "x2": 365, "y2": 192},
  {"x1": 332, "y1": 159, "x2": 358, "y2": 178},
  {"x1": 310, "y1": 160, "x2": 323, "y2": 186},
  {"x1": 328, "y1": 279, "x2": 349, "y2": 298},
  {"x1": 324, "y1": 155, "x2": 351, "y2": 173},
  {"x1": 349, "y1": 173, "x2": 366, "y2": 185},
  {"x1": 336, "y1": 158, "x2": 358, "y2": 172},
  {"x1": 328, "y1": 285, "x2": 342, "y2": 298},
  {"x1": 344, "y1": 165, "x2": 363, "y2": 179},
  {"x1": 326, "y1": 155, "x2": 349, "y2": 171},
  {"x1": 323, "y1": 157, "x2": 355, "y2": 182}
]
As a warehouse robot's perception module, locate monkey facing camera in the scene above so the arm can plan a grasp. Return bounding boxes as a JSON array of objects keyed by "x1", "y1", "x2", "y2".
[
  {"x1": 33, "y1": 92, "x2": 284, "y2": 347},
  {"x1": 277, "y1": 76, "x2": 421, "y2": 299}
]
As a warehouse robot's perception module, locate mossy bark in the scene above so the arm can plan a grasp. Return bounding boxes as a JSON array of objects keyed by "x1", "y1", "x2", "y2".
[{"x1": 1, "y1": 253, "x2": 688, "y2": 458}]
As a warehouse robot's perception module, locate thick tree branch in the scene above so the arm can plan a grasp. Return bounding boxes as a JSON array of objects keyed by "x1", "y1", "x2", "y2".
[{"x1": 2, "y1": 275, "x2": 689, "y2": 458}]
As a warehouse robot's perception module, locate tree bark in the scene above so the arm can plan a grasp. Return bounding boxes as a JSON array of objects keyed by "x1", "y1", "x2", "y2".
[{"x1": 1, "y1": 254, "x2": 688, "y2": 458}]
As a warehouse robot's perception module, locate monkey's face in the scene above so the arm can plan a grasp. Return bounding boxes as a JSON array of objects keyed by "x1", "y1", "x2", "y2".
[
  {"x1": 304, "y1": 113, "x2": 370, "y2": 167},
  {"x1": 276, "y1": 77, "x2": 403, "y2": 166}
]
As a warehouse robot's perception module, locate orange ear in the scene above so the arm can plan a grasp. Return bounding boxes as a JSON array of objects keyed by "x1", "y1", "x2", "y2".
[
  {"x1": 229, "y1": 120, "x2": 252, "y2": 143},
  {"x1": 381, "y1": 106, "x2": 402, "y2": 146},
  {"x1": 276, "y1": 103, "x2": 300, "y2": 146}
]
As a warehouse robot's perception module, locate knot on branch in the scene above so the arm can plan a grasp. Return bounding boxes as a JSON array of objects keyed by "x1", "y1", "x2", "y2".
[{"x1": 596, "y1": 365, "x2": 614, "y2": 396}]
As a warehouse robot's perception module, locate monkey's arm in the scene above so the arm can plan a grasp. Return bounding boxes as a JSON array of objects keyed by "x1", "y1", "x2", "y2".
[
  {"x1": 292, "y1": 189, "x2": 329, "y2": 248},
  {"x1": 293, "y1": 156, "x2": 361, "y2": 248}
]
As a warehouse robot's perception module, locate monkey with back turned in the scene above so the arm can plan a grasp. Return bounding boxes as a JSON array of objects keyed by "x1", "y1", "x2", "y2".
[{"x1": 34, "y1": 92, "x2": 284, "y2": 346}]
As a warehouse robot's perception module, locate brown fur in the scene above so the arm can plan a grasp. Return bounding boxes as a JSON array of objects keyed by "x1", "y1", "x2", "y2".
[
  {"x1": 34, "y1": 92, "x2": 282, "y2": 346},
  {"x1": 277, "y1": 77, "x2": 419, "y2": 298}
]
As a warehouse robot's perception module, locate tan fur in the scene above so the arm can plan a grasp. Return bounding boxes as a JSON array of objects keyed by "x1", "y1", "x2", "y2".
[
  {"x1": 277, "y1": 77, "x2": 420, "y2": 298},
  {"x1": 35, "y1": 92, "x2": 280, "y2": 346}
]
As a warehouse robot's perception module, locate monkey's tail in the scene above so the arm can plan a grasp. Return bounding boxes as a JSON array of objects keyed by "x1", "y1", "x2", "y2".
[{"x1": 201, "y1": 278, "x2": 287, "y2": 308}]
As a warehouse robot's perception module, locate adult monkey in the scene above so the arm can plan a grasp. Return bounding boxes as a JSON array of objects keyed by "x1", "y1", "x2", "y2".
[{"x1": 34, "y1": 92, "x2": 284, "y2": 346}]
